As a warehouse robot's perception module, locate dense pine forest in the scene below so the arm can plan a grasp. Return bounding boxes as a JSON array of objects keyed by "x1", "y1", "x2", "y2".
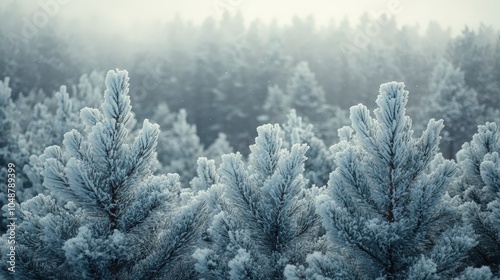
[{"x1": 1, "y1": 1, "x2": 500, "y2": 279}]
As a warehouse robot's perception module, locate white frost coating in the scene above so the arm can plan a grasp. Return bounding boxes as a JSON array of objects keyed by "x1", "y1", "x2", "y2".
[
  {"x1": 311, "y1": 82, "x2": 474, "y2": 279},
  {"x1": 80, "y1": 107, "x2": 103, "y2": 127},
  {"x1": 102, "y1": 69, "x2": 132, "y2": 125},
  {"x1": 13, "y1": 69, "x2": 206, "y2": 279},
  {"x1": 158, "y1": 108, "x2": 203, "y2": 186},
  {"x1": 456, "y1": 122, "x2": 500, "y2": 272},
  {"x1": 228, "y1": 249, "x2": 253, "y2": 280},
  {"x1": 195, "y1": 124, "x2": 320, "y2": 279}
]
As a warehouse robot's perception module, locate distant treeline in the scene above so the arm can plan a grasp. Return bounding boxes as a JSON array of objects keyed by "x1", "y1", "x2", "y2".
[{"x1": 1, "y1": 2, "x2": 499, "y2": 154}]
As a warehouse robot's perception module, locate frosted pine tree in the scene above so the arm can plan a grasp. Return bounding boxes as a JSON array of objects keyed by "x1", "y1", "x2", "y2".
[
  {"x1": 282, "y1": 109, "x2": 334, "y2": 188},
  {"x1": 25, "y1": 74, "x2": 105, "y2": 158},
  {"x1": 286, "y1": 62, "x2": 326, "y2": 119},
  {"x1": 0, "y1": 193, "x2": 83, "y2": 279},
  {"x1": 204, "y1": 132, "x2": 234, "y2": 166},
  {"x1": 0, "y1": 77, "x2": 14, "y2": 163},
  {"x1": 20, "y1": 85, "x2": 83, "y2": 202},
  {"x1": 156, "y1": 108, "x2": 231, "y2": 185},
  {"x1": 151, "y1": 102, "x2": 176, "y2": 132},
  {"x1": 2, "y1": 70, "x2": 206, "y2": 279},
  {"x1": 0, "y1": 76, "x2": 29, "y2": 166},
  {"x1": 423, "y1": 59, "x2": 484, "y2": 158},
  {"x1": 0, "y1": 77, "x2": 29, "y2": 232},
  {"x1": 293, "y1": 82, "x2": 477, "y2": 279},
  {"x1": 261, "y1": 85, "x2": 291, "y2": 124},
  {"x1": 284, "y1": 62, "x2": 349, "y2": 143},
  {"x1": 158, "y1": 109, "x2": 204, "y2": 186},
  {"x1": 457, "y1": 122, "x2": 500, "y2": 275},
  {"x1": 72, "y1": 71, "x2": 104, "y2": 110},
  {"x1": 193, "y1": 124, "x2": 324, "y2": 280},
  {"x1": 190, "y1": 157, "x2": 219, "y2": 192}
]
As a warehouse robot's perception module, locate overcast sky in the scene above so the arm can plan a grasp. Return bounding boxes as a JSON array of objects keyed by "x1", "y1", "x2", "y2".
[
  {"x1": 69, "y1": 0, "x2": 500, "y2": 32},
  {"x1": 7, "y1": 0, "x2": 500, "y2": 35}
]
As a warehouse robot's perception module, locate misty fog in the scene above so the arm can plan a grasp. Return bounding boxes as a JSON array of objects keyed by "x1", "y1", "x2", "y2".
[{"x1": 2, "y1": 1, "x2": 500, "y2": 279}]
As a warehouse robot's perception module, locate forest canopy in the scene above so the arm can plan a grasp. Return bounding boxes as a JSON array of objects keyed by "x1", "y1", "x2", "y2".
[{"x1": 1, "y1": 2, "x2": 500, "y2": 279}]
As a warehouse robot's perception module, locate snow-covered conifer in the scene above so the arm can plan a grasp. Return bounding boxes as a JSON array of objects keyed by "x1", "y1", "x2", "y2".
[
  {"x1": 262, "y1": 85, "x2": 291, "y2": 124},
  {"x1": 194, "y1": 124, "x2": 324, "y2": 279},
  {"x1": 0, "y1": 77, "x2": 29, "y2": 231},
  {"x1": 3, "y1": 70, "x2": 206, "y2": 279},
  {"x1": 204, "y1": 132, "x2": 234, "y2": 166},
  {"x1": 286, "y1": 62, "x2": 326, "y2": 119},
  {"x1": 25, "y1": 85, "x2": 81, "y2": 155},
  {"x1": 456, "y1": 122, "x2": 500, "y2": 275},
  {"x1": 304, "y1": 82, "x2": 477, "y2": 279},
  {"x1": 20, "y1": 85, "x2": 82, "y2": 202},
  {"x1": 282, "y1": 62, "x2": 350, "y2": 144},
  {"x1": 151, "y1": 102, "x2": 176, "y2": 132},
  {"x1": 0, "y1": 77, "x2": 27, "y2": 167},
  {"x1": 423, "y1": 59, "x2": 484, "y2": 158},
  {"x1": 282, "y1": 109, "x2": 334, "y2": 188},
  {"x1": 0, "y1": 77, "x2": 13, "y2": 158},
  {"x1": 190, "y1": 157, "x2": 219, "y2": 192},
  {"x1": 72, "y1": 71, "x2": 104, "y2": 110},
  {"x1": 158, "y1": 109, "x2": 204, "y2": 186},
  {"x1": 1, "y1": 194, "x2": 83, "y2": 279}
]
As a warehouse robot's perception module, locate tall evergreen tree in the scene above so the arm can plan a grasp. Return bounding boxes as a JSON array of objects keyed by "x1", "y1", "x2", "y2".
[
  {"x1": 447, "y1": 26, "x2": 500, "y2": 110},
  {"x1": 0, "y1": 77, "x2": 29, "y2": 232},
  {"x1": 423, "y1": 59, "x2": 484, "y2": 159},
  {"x1": 156, "y1": 109, "x2": 231, "y2": 185},
  {"x1": 1, "y1": 70, "x2": 206, "y2": 279},
  {"x1": 0, "y1": 77, "x2": 14, "y2": 162},
  {"x1": 204, "y1": 132, "x2": 234, "y2": 166},
  {"x1": 24, "y1": 85, "x2": 81, "y2": 157},
  {"x1": 264, "y1": 62, "x2": 349, "y2": 144},
  {"x1": 158, "y1": 109, "x2": 204, "y2": 186},
  {"x1": 289, "y1": 82, "x2": 478, "y2": 279},
  {"x1": 262, "y1": 85, "x2": 291, "y2": 125},
  {"x1": 286, "y1": 61, "x2": 327, "y2": 123},
  {"x1": 151, "y1": 102, "x2": 176, "y2": 132},
  {"x1": 19, "y1": 85, "x2": 84, "y2": 203},
  {"x1": 190, "y1": 157, "x2": 220, "y2": 192},
  {"x1": 457, "y1": 122, "x2": 500, "y2": 275},
  {"x1": 282, "y1": 109, "x2": 334, "y2": 188},
  {"x1": 193, "y1": 124, "x2": 324, "y2": 279},
  {"x1": 0, "y1": 77, "x2": 27, "y2": 169},
  {"x1": 72, "y1": 71, "x2": 105, "y2": 110}
]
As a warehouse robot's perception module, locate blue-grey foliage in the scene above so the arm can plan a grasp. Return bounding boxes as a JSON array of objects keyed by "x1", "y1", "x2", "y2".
[
  {"x1": 1, "y1": 70, "x2": 206, "y2": 280},
  {"x1": 204, "y1": 132, "x2": 234, "y2": 166},
  {"x1": 0, "y1": 77, "x2": 30, "y2": 232},
  {"x1": 457, "y1": 122, "x2": 500, "y2": 275},
  {"x1": 190, "y1": 157, "x2": 220, "y2": 192},
  {"x1": 158, "y1": 108, "x2": 204, "y2": 185},
  {"x1": 158, "y1": 109, "x2": 232, "y2": 187},
  {"x1": 194, "y1": 124, "x2": 324, "y2": 279},
  {"x1": 262, "y1": 62, "x2": 349, "y2": 144},
  {"x1": 298, "y1": 82, "x2": 477, "y2": 279},
  {"x1": 422, "y1": 59, "x2": 484, "y2": 158},
  {"x1": 282, "y1": 109, "x2": 335, "y2": 188}
]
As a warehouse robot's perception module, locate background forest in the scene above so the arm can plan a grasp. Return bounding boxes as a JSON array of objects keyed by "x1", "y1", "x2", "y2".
[{"x1": 1, "y1": 0, "x2": 500, "y2": 279}]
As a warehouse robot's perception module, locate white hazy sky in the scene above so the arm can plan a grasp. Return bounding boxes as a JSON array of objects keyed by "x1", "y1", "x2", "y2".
[{"x1": 8, "y1": 0, "x2": 500, "y2": 35}]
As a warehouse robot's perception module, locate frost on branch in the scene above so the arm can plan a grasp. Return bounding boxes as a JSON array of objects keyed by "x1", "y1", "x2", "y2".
[
  {"x1": 194, "y1": 124, "x2": 324, "y2": 279},
  {"x1": 306, "y1": 82, "x2": 476, "y2": 279},
  {"x1": 6, "y1": 70, "x2": 206, "y2": 280}
]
